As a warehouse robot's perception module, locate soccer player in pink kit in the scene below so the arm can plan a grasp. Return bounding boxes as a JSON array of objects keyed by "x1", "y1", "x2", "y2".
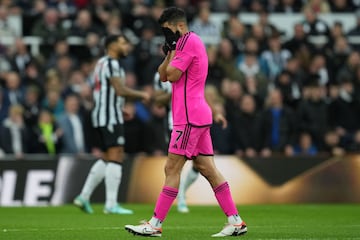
[{"x1": 125, "y1": 7, "x2": 247, "y2": 237}]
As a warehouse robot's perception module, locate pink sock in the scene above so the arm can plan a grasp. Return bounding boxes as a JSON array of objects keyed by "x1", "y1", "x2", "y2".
[
  {"x1": 213, "y1": 182, "x2": 238, "y2": 216},
  {"x1": 153, "y1": 186, "x2": 178, "y2": 221}
]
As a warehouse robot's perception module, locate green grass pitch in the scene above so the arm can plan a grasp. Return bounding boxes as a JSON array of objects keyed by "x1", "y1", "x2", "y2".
[{"x1": 0, "y1": 204, "x2": 359, "y2": 239}]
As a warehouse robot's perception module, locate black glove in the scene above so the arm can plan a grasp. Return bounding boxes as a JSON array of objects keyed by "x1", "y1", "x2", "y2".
[
  {"x1": 161, "y1": 27, "x2": 180, "y2": 50},
  {"x1": 162, "y1": 43, "x2": 170, "y2": 55}
]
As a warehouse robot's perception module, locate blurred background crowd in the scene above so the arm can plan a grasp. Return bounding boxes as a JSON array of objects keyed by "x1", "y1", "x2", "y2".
[{"x1": 1, "y1": 0, "x2": 360, "y2": 159}]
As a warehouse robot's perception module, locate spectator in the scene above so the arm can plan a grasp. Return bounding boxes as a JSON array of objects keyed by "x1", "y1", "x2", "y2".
[
  {"x1": 55, "y1": 55, "x2": 74, "y2": 84},
  {"x1": 222, "y1": 79, "x2": 244, "y2": 121},
  {"x1": 222, "y1": 15, "x2": 247, "y2": 54},
  {"x1": 330, "y1": 0, "x2": 353, "y2": 12},
  {"x1": 328, "y1": 78, "x2": 360, "y2": 140},
  {"x1": 42, "y1": 89, "x2": 64, "y2": 119},
  {"x1": 44, "y1": 69, "x2": 63, "y2": 93},
  {"x1": 326, "y1": 36, "x2": 352, "y2": 78},
  {"x1": 297, "y1": 80, "x2": 328, "y2": 147},
  {"x1": 249, "y1": 0, "x2": 266, "y2": 13},
  {"x1": 238, "y1": 51, "x2": 265, "y2": 80},
  {"x1": 88, "y1": 0, "x2": 114, "y2": 29},
  {"x1": 0, "y1": 45, "x2": 11, "y2": 78},
  {"x1": 0, "y1": 5, "x2": 17, "y2": 37},
  {"x1": 307, "y1": 54, "x2": 330, "y2": 86},
  {"x1": 63, "y1": 70, "x2": 86, "y2": 96},
  {"x1": 106, "y1": 13, "x2": 138, "y2": 44},
  {"x1": 190, "y1": 7, "x2": 221, "y2": 45},
  {"x1": 123, "y1": 101, "x2": 146, "y2": 154},
  {"x1": 2, "y1": 71, "x2": 25, "y2": 107},
  {"x1": 206, "y1": 85, "x2": 232, "y2": 154},
  {"x1": 206, "y1": 45, "x2": 225, "y2": 89},
  {"x1": 173, "y1": 0, "x2": 197, "y2": 22},
  {"x1": 105, "y1": 13, "x2": 122, "y2": 35},
  {"x1": 231, "y1": 94, "x2": 259, "y2": 158},
  {"x1": 293, "y1": 132, "x2": 318, "y2": 156},
  {"x1": 237, "y1": 50, "x2": 268, "y2": 105},
  {"x1": 22, "y1": 61, "x2": 44, "y2": 97},
  {"x1": 274, "y1": 70, "x2": 301, "y2": 109},
  {"x1": 31, "y1": 8, "x2": 67, "y2": 45},
  {"x1": 250, "y1": 23, "x2": 268, "y2": 52},
  {"x1": 336, "y1": 51, "x2": 360, "y2": 83},
  {"x1": 23, "y1": 85, "x2": 41, "y2": 128},
  {"x1": 303, "y1": 0, "x2": 331, "y2": 14},
  {"x1": 348, "y1": 130, "x2": 360, "y2": 152},
  {"x1": 257, "y1": 88, "x2": 297, "y2": 157},
  {"x1": 301, "y1": 6, "x2": 330, "y2": 37},
  {"x1": 69, "y1": 9, "x2": 101, "y2": 38},
  {"x1": 236, "y1": 37, "x2": 268, "y2": 75},
  {"x1": 212, "y1": 0, "x2": 243, "y2": 13},
  {"x1": 58, "y1": 94, "x2": 86, "y2": 154},
  {"x1": 134, "y1": 25, "x2": 161, "y2": 86},
  {"x1": 10, "y1": 38, "x2": 34, "y2": 77},
  {"x1": 46, "y1": 38, "x2": 72, "y2": 70},
  {"x1": 30, "y1": 108, "x2": 63, "y2": 154},
  {"x1": 347, "y1": 9, "x2": 360, "y2": 39},
  {"x1": 284, "y1": 23, "x2": 315, "y2": 55},
  {"x1": 353, "y1": 65, "x2": 360, "y2": 104},
  {"x1": 325, "y1": 21, "x2": 346, "y2": 52},
  {"x1": 283, "y1": 57, "x2": 305, "y2": 96},
  {"x1": 0, "y1": 87, "x2": 8, "y2": 123},
  {"x1": 217, "y1": 38, "x2": 243, "y2": 81},
  {"x1": 274, "y1": 0, "x2": 302, "y2": 13},
  {"x1": 143, "y1": 102, "x2": 168, "y2": 156},
  {"x1": 85, "y1": 32, "x2": 102, "y2": 59},
  {"x1": 320, "y1": 129, "x2": 346, "y2": 156},
  {"x1": 20, "y1": 0, "x2": 47, "y2": 36},
  {"x1": 260, "y1": 33, "x2": 292, "y2": 81},
  {"x1": 0, "y1": 104, "x2": 30, "y2": 159},
  {"x1": 257, "y1": 9, "x2": 279, "y2": 37},
  {"x1": 48, "y1": 0, "x2": 77, "y2": 21}
]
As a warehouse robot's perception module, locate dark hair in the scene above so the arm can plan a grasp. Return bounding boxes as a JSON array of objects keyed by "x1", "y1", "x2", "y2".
[
  {"x1": 158, "y1": 7, "x2": 186, "y2": 25},
  {"x1": 104, "y1": 34, "x2": 128, "y2": 49}
]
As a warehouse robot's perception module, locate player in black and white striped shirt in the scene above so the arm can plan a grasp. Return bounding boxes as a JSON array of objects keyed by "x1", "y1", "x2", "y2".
[{"x1": 74, "y1": 34, "x2": 150, "y2": 215}]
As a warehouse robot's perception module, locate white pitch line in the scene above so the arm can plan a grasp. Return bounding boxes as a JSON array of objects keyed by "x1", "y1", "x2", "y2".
[{"x1": 2, "y1": 225, "x2": 360, "y2": 233}]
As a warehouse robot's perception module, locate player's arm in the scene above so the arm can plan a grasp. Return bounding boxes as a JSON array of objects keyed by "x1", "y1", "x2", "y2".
[
  {"x1": 166, "y1": 62, "x2": 182, "y2": 83},
  {"x1": 158, "y1": 52, "x2": 171, "y2": 82},
  {"x1": 159, "y1": 51, "x2": 182, "y2": 83},
  {"x1": 158, "y1": 50, "x2": 178, "y2": 82},
  {"x1": 110, "y1": 76, "x2": 149, "y2": 101},
  {"x1": 206, "y1": 94, "x2": 227, "y2": 129}
]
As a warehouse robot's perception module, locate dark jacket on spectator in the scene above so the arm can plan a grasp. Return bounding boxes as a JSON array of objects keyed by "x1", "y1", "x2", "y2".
[
  {"x1": 297, "y1": 99, "x2": 328, "y2": 146},
  {"x1": 231, "y1": 110, "x2": 260, "y2": 151},
  {"x1": 0, "y1": 119, "x2": 30, "y2": 154},
  {"x1": 257, "y1": 107, "x2": 297, "y2": 151}
]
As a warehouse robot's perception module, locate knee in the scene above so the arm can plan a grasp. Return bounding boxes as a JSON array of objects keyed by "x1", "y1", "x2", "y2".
[
  {"x1": 164, "y1": 162, "x2": 180, "y2": 177},
  {"x1": 194, "y1": 162, "x2": 213, "y2": 179}
]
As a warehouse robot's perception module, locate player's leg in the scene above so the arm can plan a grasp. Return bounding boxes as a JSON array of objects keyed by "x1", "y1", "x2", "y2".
[
  {"x1": 103, "y1": 145, "x2": 132, "y2": 214},
  {"x1": 194, "y1": 155, "x2": 247, "y2": 237},
  {"x1": 74, "y1": 128, "x2": 106, "y2": 214},
  {"x1": 125, "y1": 125, "x2": 190, "y2": 236},
  {"x1": 177, "y1": 165, "x2": 199, "y2": 213},
  {"x1": 125, "y1": 153, "x2": 186, "y2": 236},
  {"x1": 193, "y1": 128, "x2": 247, "y2": 237}
]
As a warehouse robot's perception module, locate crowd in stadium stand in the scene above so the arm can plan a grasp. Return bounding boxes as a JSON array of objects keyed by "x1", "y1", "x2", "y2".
[{"x1": 0, "y1": 0, "x2": 360, "y2": 159}]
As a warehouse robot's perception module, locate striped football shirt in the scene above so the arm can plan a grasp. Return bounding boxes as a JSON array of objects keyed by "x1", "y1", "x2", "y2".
[{"x1": 91, "y1": 56, "x2": 125, "y2": 127}]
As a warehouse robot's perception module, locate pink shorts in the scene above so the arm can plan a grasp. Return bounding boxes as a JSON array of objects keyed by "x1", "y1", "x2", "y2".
[{"x1": 168, "y1": 124, "x2": 213, "y2": 159}]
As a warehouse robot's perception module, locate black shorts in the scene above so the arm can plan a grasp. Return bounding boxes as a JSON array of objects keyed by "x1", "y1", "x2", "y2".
[{"x1": 94, "y1": 124, "x2": 125, "y2": 151}]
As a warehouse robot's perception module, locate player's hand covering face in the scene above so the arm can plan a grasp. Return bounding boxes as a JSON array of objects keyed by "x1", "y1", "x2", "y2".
[{"x1": 161, "y1": 27, "x2": 180, "y2": 50}]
